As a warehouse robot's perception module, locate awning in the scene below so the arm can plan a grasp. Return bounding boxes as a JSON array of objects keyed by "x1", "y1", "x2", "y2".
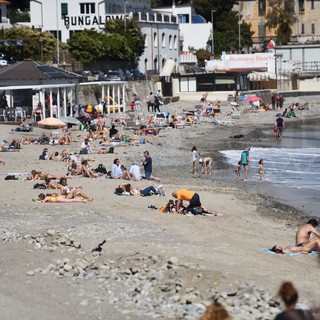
[{"x1": 160, "y1": 59, "x2": 176, "y2": 77}]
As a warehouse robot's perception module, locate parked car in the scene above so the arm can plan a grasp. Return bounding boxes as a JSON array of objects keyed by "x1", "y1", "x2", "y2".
[
  {"x1": 131, "y1": 69, "x2": 146, "y2": 80},
  {"x1": 146, "y1": 69, "x2": 159, "y2": 80},
  {"x1": 123, "y1": 69, "x2": 133, "y2": 81},
  {"x1": 104, "y1": 70, "x2": 125, "y2": 81},
  {"x1": 0, "y1": 59, "x2": 8, "y2": 67}
]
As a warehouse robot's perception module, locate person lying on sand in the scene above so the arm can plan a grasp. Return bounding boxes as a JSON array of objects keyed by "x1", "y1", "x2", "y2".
[
  {"x1": 26, "y1": 170, "x2": 65, "y2": 181},
  {"x1": 115, "y1": 184, "x2": 164, "y2": 197},
  {"x1": 44, "y1": 178, "x2": 61, "y2": 189},
  {"x1": 36, "y1": 193, "x2": 89, "y2": 203},
  {"x1": 270, "y1": 239, "x2": 320, "y2": 254},
  {"x1": 296, "y1": 218, "x2": 320, "y2": 247}
]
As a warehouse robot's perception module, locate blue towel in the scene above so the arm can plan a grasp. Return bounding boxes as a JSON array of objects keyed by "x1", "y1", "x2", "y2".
[{"x1": 261, "y1": 248, "x2": 317, "y2": 256}]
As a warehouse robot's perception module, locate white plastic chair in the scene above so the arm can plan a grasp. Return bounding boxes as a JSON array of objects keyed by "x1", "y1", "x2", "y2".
[
  {"x1": 0, "y1": 109, "x2": 7, "y2": 122},
  {"x1": 15, "y1": 107, "x2": 26, "y2": 121}
]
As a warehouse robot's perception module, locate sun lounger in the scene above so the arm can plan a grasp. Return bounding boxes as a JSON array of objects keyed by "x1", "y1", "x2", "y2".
[{"x1": 212, "y1": 118, "x2": 235, "y2": 126}]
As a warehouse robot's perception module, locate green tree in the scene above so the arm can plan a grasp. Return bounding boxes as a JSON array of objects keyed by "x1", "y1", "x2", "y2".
[
  {"x1": 68, "y1": 19, "x2": 145, "y2": 67},
  {"x1": 265, "y1": 0, "x2": 297, "y2": 45},
  {"x1": 195, "y1": 49, "x2": 213, "y2": 67},
  {"x1": 8, "y1": 0, "x2": 30, "y2": 24},
  {"x1": 68, "y1": 30, "x2": 105, "y2": 64},
  {"x1": 0, "y1": 27, "x2": 60, "y2": 62}
]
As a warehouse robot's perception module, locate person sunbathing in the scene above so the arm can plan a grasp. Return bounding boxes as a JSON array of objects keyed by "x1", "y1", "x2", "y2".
[
  {"x1": 79, "y1": 160, "x2": 97, "y2": 178},
  {"x1": 49, "y1": 151, "x2": 63, "y2": 161},
  {"x1": 44, "y1": 178, "x2": 61, "y2": 189},
  {"x1": 59, "y1": 177, "x2": 93, "y2": 201},
  {"x1": 115, "y1": 184, "x2": 160, "y2": 197},
  {"x1": 36, "y1": 193, "x2": 88, "y2": 203},
  {"x1": 270, "y1": 239, "x2": 320, "y2": 254},
  {"x1": 27, "y1": 170, "x2": 64, "y2": 181}
]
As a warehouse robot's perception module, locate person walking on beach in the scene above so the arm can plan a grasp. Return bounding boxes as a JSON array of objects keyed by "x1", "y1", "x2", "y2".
[
  {"x1": 296, "y1": 219, "x2": 320, "y2": 247},
  {"x1": 240, "y1": 147, "x2": 250, "y2": 181},
  {"x1": 191, "y1": 146, "x2": 198, "y2": 174},
  {"x1": 258, "y1": 159, "x2": 265, "y2": 181}
]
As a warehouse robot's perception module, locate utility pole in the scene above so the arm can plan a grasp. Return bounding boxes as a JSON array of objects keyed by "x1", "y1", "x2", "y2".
[{"x1": 211, "y1": 10, "x2": 216, "y2": 54}]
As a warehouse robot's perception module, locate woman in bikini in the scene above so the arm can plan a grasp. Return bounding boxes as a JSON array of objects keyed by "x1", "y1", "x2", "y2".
[
  {"x1": 37, "y1": 193, "x2": 88, "y2": 203},
  {"x1": 271, "y1": 239, "x2": 320, "y2": 254},
  {"x1": 115, "y1": 184, "x2": 161, "y2": 197}
]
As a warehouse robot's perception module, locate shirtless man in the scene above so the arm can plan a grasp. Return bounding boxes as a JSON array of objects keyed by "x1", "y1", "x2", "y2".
[
  {"x1": 296, "y1": 219, "x2": 320, "y2": 247},
  {"x1": 201, "y1": 157, "x2": 213, "y2": 175}
]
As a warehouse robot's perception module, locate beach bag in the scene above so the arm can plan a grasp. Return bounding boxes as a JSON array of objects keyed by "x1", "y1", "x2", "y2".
[
  {"x1": 5, "y1": 175, "x2": 18, "y2": 180},
  {"x1": 33, "y1": 183, "x2": 46, "y2": 189}
]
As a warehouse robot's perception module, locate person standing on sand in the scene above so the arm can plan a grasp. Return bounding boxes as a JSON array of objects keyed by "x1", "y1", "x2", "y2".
[
  {"x1": 258, "y1": 159, "x2": 265, "y2": 181},
  {"x1": 235, "y1": 161, "x2": 242, "y2": 180},
  {"x1": 142, "y1": 150, "x2": 152, "y2": 179},
  {"x1": 191, "y1": 146, "x2": 198, "y2": 174},
  {"x1": 240, "y1": 147, "x2": 250, "y2": 181},
  {"x1": 296, "y1": 219, "x2": 320, "y2": 247},
  {"x1": 276, "y1": 115, "x2": 285, "y2": 138}
]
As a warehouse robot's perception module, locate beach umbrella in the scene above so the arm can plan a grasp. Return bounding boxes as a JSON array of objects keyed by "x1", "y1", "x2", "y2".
[
  {"x1": 38, "y1": 117, "x2": 66, "y2": 129},
  {"x1": 245, "y1": 96, "x2": 262, "y2": 102},
  {"x1": 60, "y1": 116, "x2": 82, "y2": 126}
]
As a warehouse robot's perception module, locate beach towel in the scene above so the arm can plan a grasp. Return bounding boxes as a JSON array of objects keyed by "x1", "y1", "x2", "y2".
[{"x1": 261, "y1": 249, "x2": 317, "y2": 256}]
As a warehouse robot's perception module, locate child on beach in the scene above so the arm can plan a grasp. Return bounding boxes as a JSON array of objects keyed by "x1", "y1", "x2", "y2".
[
  {"x1": 191, "y1": 146, "x2": 198, "y2": 174},
  {"x1": 273, "y1": 123, "x2": 279, "y2": 139},
  {"x1": 258, "y1": 159, "x2": 265, "y2": 180},
  {"x1": 235, "y1": 161, "x2": 242, "y2": 180}
]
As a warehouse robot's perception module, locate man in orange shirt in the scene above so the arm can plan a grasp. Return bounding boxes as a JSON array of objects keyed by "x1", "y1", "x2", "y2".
[{"x1": 172, "y1": 189, "x2": 201, "y2": 214}]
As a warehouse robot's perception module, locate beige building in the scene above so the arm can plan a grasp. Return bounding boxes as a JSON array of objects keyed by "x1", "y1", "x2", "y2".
[{"x1": 235, "y1": 0, "x2": 320, "y2": 48}]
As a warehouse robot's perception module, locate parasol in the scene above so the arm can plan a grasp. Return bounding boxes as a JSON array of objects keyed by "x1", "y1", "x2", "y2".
[
  {"x1": 38, "y1": 117, "x2": 66, "y2": 129},
  {"x1": 245, "y1": 96, "x2": 262, "y2": 102},
  {"x1": 60, "y1": 116, "x2": 82, "y2": 126}
]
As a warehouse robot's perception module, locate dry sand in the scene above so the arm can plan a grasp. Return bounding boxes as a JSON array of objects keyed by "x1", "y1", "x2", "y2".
[{"x1": 0, "y1": 97, "x2": 319, "y2": 319}]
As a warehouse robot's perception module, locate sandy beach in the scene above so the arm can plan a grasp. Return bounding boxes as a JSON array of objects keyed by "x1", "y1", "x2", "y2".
[{"x1": 0, "y1": 97, "x2": 320, "y2": 320}]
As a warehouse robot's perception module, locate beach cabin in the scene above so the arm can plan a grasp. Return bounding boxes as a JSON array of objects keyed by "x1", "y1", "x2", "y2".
[{"x1": 0, "y1": 61, "x2": 127, "y2": 122}]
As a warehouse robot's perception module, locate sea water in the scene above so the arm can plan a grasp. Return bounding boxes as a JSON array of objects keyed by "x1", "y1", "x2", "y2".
[
  {"x1": 220, "y1": 147, "x2": 320, "y2": 191},
  {"x1": 219, "y1": 128, "x2": 320, "y2": 216}
]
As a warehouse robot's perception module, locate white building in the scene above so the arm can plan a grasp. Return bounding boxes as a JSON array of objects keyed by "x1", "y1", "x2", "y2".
[
  {"x1": 29, "y1": 0, "x2": 179, "y2": 73},
  {"x1": 154, "y1": 2, "x2": 212, "y2": 52},
  {"x1": 0, "y1": 0, "x2": 11, "y2": 29}
]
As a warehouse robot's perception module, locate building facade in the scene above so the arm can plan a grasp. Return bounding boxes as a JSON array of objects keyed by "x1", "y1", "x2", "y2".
[
  {"x1": 236, "y1": 0, "x2": 320, "y2": 48},
  {"x1": 29, "y1": 0, "x2": 179, "y2": 74},
  {"x1": 0, "y1": 0, "x2": 10, "y2": 29}
]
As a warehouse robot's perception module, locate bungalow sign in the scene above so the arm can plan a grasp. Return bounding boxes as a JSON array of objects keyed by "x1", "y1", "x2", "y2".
[{"x1": 64, "y1": 13, "x2": 132, "y2": 27}]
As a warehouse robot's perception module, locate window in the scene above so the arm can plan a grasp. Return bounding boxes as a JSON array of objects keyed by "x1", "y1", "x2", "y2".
[
  {"x1": 162, "y1": 33, "x2": 165, "y2": 47},
  {"x1": 258, "y1": 24, "x2": 266, "y2": 39},
  {"x1": 311, "y1": 23, "x2": 315, "y2": 34},
  {"x1": 174, "y1": 35, "x2": 177, "y2": 50},
  {"x1": 144, "y1": 34, "x2": 147, "y2": 47},
  {"x1": 169, "y1": 35, "x2": 172, "y2": 49},
  {"x1": 80, "y1": 3, "x2": 95, "y2": 14},
  {"x1": 258, "y1": 0, "x2": 266, "y2": 16},
  {"x1": 301, "y1": 23, "x2": 305, "y2": 35},
  {"x1": 298, "y1": 0, "x2": 304, "y2": 12},
  {"x1": 178, "y1": 14, "x2": 189, "y2": 23},
  {"x1": 154, "y1": 32, "x2": 158, "y2": 47},
  {"x1": 311, "y1": 0, "x2": 315, "y2": 10},
  {"x1": 61, "y1": 3, "x2": 68, "y2": 16}
]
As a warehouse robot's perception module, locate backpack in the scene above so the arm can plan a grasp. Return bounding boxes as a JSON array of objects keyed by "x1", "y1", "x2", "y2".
[{"x1": 95, "y1": 164, "x2": 107, "y2": 174}]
